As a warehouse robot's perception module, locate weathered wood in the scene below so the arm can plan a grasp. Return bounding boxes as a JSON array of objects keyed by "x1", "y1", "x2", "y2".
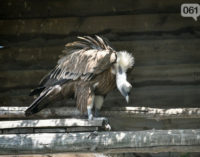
[
  {"x1": 0, "y1": 118, "x2": 103, "y2": 129},
  {"x1": 2, "y1": 128, "x2": 34, "y2": 134},
  {"x1": 1, "y1": 85, "x2": 200, "y2": 108},
  {"x1": 1, "y1": 39, "x2": 200, "y2": 70},
  {"x1": 1, "y1": 63, "x2": 200, "y2": 89},
  {"x1": 0, "y1": 129, "x2": 200, "y2": 154},
  {"x1": 1, "y1": 0, "x2": 198, "y2": 19},
  {"x1": 0, "y1": 14, "x2": 199, "y2": 36},
  {"x1": 1, "y1": 127, "x2": 99, "y2": 134},
  {"x1": 0, "y1": 154, "x2": 98, "y2": 157},
  {"x1": 109, "y1": 117, "x2": 200, "y2": 131},
  {"x1": 1, "y1": 106, "x2": 200, "y2": 120}
]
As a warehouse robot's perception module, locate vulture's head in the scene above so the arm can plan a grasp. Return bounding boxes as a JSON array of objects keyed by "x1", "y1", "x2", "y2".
[{"x1": 113, "y1": 51, "x2": 134, "y2": 103}]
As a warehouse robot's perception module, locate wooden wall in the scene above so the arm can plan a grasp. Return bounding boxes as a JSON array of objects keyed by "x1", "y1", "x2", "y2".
[{"x1": 0, "y1": 0, "x2": 200, "y2": 109}]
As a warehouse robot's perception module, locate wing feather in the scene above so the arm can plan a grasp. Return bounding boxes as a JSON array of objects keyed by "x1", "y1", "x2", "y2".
[{"x1": 35, "y1": 36, "x2": 117, "y2": 93}]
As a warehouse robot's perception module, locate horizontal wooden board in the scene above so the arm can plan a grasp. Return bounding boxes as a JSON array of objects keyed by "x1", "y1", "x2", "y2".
[
  {"x1": 0, "y1": 130, "x2": 200, "y2": 154},
  {"x1": 1, "y1": 85, "x2": 200, "y2": 108},
  {"x1": 1, "y1": 107, "x2": 200, "y2": 131},
  {"x1": 1, "y1": 106, "x2": 200, "y2": 120},
  {"x1": 1, "y1": 39, "x2": 200, "y2": 70},
  {"x1": 107, "y1": 85, "x2": 200, "y2": 108},
  {"x1": 1, "y1": 0, "x2": 198, "y2": 19},
  {"x1": 0, "y1": 118, "x2": 103, "y2": 129},
  {"x1": 0, "y1": 69, "x2": 47, "y2": 89},
  {"x1": 1, "y1": 63, "x2": 200, "y2": 90},
  {"x1": 0, "y1": 14, "x2": 199, "y2": 36},
  {"x1": 109, "y1": 117, "x2": 200, "y2": 131},
  {"x1": 0, "y1": 46, "x2": 61, "y2": 70}
]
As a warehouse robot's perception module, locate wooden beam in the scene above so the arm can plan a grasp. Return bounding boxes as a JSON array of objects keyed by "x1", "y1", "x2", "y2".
[
  {"x1": 0, "y1": 154, "x2": 99, "y2": 157},
  {"x1": 1, "y1": 63, "x2": 200, "y2": 89},
  {"x1": 1, "y1": 39, "x2": 200, "y2": 70},
  {"x1": 0, "y1": 14, "x2": 199, "y2": 36},
  {"x1": 0, "y1": 129, "x2": 200, "y2": 154},
  {"x1": 1, "y1": 0, "x2": 199, "y2": 19},
  {"x1": 1, "y1": 106, "x2": 200, "y2": 120},
  {"x1": 0, "y1": 118, "x2": 104, "y2": 129}
]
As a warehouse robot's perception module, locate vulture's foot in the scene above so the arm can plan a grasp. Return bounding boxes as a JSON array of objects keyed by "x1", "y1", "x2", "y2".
[
  {"x1": 87, "y1": 108, "x2": 93, "y2": 120},
  {"x1": 92, "y1": 117, "x2": 111, "y2": 131}
]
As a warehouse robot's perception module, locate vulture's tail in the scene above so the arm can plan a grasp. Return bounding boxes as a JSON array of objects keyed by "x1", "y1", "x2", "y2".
[{"x1": 25, "y1": 86, "x2": 61, "y2": 116}]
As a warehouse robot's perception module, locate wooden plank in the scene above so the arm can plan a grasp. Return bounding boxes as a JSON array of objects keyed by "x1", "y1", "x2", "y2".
[
  {"x1": 34, "y1": 128, "x2": 66, "y2": 133},
  {"x1": 113, "y1": 40, "x2": 200, "y2": 66},
  {"x1": 1, "y1": 0, "x2": 197, "y2": 19},
  {"x1": 1, "y1": 39, "x2": 200, "y2": 70},
  {"x1": 107, "y1": 85, "x2": 200, "y2": 108},
  {"x1": 1, "y1": 107, "x2": 200, "y2": 131},
  {"x1": 0, "y1": 14, "x2": 199, "y2": 36},
  {"x1": 1, "y1": 63, "x2": 200, "y2": 89},
  {"x1": 0, "y1": 129, "x2": 200, "y2": 154},
  {"x1": 2, "y1": 128, "x2": 34, "y2": 134},
  {"x1": 0, "y1": 154, "x2": 98, "y2": 157},
  {"x1": 0, "y1": 118, "x2": 103, "y2": 129},
  {"x1": 1, "y1": 127, "x2": 99, "y2": 134},
  {"x1": 0, "y1": 46, "x2": 61, "y2": 70},
  {"x1": 0, "y1": 69, "x2": 46, "y2": 89},
  {"x1": 109, "y1": 117, "x2": 200, "y2": 131},
  {"x1": 1, "y1": 85, "x2": 200, "y2": 108},
  {"x1": 66, "y1": 127, "x2": 98, "y2": 133},
  {"x1": 1, "y1": 106, "x2": 200, "y2": 120}
]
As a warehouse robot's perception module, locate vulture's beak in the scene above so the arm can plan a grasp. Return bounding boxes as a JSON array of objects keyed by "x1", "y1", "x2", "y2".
[
  {"x1": 116, "y1": 70, "x2": 132, "y2": 104},
  {"x1": 117, "y1": 84, "x2": 132, "y2": 104},
  {"x1": 125, "y1": 95, "x2": 129, "y2": 103}
]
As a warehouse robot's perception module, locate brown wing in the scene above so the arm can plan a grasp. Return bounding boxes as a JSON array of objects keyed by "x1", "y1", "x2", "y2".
[
  {"x1": 75, "y1": 83, "x2": 93, "y2": 113},
  {"x1": 39, "y1": 36, "x2": 117, "y2": 87}
]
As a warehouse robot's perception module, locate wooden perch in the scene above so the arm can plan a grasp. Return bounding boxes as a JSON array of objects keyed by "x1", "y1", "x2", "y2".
[
  {"x1": 1, "y1": 106, "x2": 200, "y2": 120},
  {"x1": 0, "y1": 118, "x2": 111, "y2": 134},
  {"x1": 0, "y1": 129, "x2": 200, "y2": 154},
  {"x1": 0, "y1": 118, "x2": 103, "y2": 129}
]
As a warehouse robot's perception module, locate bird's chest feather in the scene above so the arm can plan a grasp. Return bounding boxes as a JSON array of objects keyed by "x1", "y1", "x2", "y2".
[{"x1": 93, "y1": 69, "x2": 116, "y2": 95}]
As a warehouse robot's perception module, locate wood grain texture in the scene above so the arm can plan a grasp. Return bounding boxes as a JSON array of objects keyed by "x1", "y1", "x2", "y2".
[
  {"x1": 1, "y1": 0, "x2": 198, "y2": 19},
  {"x1": 1, "y1": 85, "x2": 200, "y2": 108},
  {"x1": 0, "y1": 129, "x2": 200, "y2": 154},
  {"x1": 1, "y1": 106, "x2": 200, "y2": 131},
  {"x1": 1, "y1": 63, "x2": 200, "y2": 89},
  {"x1": 1, "y1": 106, "x2": 200, "y2": 120},
  {"x1": 1, "y1": 39, "x2": 200, "y2": 70},
  {"x1": 0, "y1": 118, "x2": 103, "y2": 129},
  {"x1": 0, "y1": 14, "x2": 199, "y2": 36}
]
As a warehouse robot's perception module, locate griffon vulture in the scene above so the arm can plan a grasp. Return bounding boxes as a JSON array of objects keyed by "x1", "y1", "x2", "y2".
[{"x1": 25, "y1": 36, "x2": 134, "y2": 120}]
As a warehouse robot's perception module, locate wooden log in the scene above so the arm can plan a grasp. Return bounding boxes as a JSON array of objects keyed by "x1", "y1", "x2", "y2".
[
  {"x1": 0, "y1": 129, "x2": 200, "y2": 154},
  {"x1": 1, "y1": 0, "x2": 198, "y2": 19},
  {"x1": 0, "y1": 14, "x2": 199, "y2": 36},
  {"x1": 1, "y1": 106, "x2": 200, "y2": 120},
  {"x1": 1, "y1": 39, "x2": 200, "y2": 70},
  {"x1": 0, "y1": 118, "x2": 104, "y2": 129},
  {"x1": 1, "y1": 63, "x2": 200, "y2": 89}
]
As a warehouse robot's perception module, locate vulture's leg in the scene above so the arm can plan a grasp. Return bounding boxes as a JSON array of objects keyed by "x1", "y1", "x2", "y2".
[
  {"x1": 87, "y1": 95, "x2": 95, "y2": 120},
  {"x1": 94, "y1": 95, "x2": 104, "y2": 117}
]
